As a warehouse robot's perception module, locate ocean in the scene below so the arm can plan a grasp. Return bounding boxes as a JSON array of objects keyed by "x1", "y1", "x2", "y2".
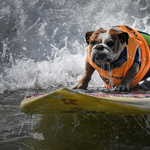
[{"x1": 0, "y1": 0, "x2": 150, "y2": 149}]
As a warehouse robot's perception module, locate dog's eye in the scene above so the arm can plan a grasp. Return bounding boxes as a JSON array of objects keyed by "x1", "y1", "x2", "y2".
[
  {"x1": 90, "y1": 41, "x2": 96, "y2": 46},
  {"x1": 107, "y1": 41, "x2": 115, "y2": 47}
]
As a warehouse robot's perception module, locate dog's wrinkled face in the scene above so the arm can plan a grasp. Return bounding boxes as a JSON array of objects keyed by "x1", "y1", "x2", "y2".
[{"x1": 86, "y1": 27, "x2": 129, "y2": 65}]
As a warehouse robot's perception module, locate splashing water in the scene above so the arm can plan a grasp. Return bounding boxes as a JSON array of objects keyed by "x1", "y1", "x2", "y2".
[
  {"x1": 0, "y1": 0, "x2": 150, "y2": 93},
  {"x1": 108, "y1": 65, "x2": 114, "y2": 91}
]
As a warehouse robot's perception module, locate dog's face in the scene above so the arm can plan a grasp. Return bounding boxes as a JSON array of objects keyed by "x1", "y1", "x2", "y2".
[{"x1": 86, "y1": 27, "x2": 129, "y2": 65}]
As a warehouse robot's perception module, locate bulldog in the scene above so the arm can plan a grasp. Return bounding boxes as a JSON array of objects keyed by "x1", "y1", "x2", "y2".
[{"x1": 72, "y1": 25, "x2": 150, "y2": 91}]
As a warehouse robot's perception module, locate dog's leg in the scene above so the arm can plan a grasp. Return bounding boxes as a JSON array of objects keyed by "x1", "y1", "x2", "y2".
[
  {"x1": 72, "y1": 58, "x2": 95, "y2": 89},
  {"x1": 114, "y1": 62, "x2": 139, "y2": 91}
]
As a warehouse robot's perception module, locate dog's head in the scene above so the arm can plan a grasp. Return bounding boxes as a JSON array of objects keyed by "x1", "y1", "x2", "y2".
[{"x1": 86, "y1": 27, "x2": 129, "y2": 65}]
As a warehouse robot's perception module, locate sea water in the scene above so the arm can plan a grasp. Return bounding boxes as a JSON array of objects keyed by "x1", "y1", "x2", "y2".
[{"x1": 1, "y1": 0, "x2": 150, "y2": 149}]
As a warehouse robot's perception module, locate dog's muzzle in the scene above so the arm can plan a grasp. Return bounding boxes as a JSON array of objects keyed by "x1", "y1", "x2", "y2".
[{"x1": 91, "y1": 44, "x2": 112, "y2": 65}]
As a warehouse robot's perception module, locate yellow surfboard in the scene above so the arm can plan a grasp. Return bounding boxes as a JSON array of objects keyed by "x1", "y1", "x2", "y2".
[{"x1": 20, "y1": 88, "x2": 150, "y2": 115}]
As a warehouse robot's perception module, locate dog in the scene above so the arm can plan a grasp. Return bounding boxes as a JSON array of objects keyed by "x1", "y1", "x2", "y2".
[{"x1": 72, "y1": 25, "x2": 150, "y2": 91}]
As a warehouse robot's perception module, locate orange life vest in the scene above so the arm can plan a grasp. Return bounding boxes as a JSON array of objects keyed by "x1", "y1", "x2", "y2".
[{"x1": 86, "y1": 25, "x2": 150, "y2": 88}]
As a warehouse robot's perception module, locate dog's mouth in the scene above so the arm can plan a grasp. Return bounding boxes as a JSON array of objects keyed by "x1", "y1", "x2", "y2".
[
  {"x1": 92, "y1": 58, "x2": 111, "y2": 65},
  {"x1": 91, "y1": 52, "x2": 112, "y2": 65},
  {"x1": 94, "y1": 57, "x2": 112, "y2": 65}
]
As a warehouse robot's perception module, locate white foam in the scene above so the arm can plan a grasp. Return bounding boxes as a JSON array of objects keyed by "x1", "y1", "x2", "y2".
[{"x1": 0, "y1": 47, "x2": 103, "y2": 93}]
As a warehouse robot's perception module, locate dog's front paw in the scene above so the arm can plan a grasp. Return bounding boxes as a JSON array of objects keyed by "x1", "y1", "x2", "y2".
[
  {"x1": 114, "y1": 85, "x2": 129, "y2": 92},
  {"x1": 72, "y1": 80, "x2": 88, "y2": 89}
]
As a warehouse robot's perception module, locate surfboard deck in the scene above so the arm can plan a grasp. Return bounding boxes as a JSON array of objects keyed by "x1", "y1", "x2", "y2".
[{"x1": 20, "y1": 88, "x2": 150, "y2": 115}]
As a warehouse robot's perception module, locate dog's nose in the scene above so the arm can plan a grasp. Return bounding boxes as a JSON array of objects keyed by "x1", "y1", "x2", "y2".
[{"x1": 96, "y1": 45, "x2": 104, "y2": 51}]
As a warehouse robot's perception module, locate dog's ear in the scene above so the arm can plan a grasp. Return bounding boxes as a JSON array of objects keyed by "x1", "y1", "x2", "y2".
[
  {"x1": 85, "y1": 31, "x2": 94, "y2": 44},
  {"x1": 118, "y1": 32, "x2": 129, "y2": 45}
]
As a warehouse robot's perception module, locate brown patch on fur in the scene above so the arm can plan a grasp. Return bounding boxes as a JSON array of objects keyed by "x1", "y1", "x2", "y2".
[
  {"x1": 113, "y1": 40, "x2": 120, "y2": 53},
  {"x1": 90, "y1": 28, "x2": 107, "y2": 43},
  {"x1": 109, "y1": 29, "x2": 120, "y2": 53},
  {"x1": 109, "y1": 29, "x2": 120, "y2": 36},
  {"x1": 109, "y1": 29, "x2": 120, "y2": 42},
  {"x1": 85, "y1": 31, "x2": 94, "y2": 44}
]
